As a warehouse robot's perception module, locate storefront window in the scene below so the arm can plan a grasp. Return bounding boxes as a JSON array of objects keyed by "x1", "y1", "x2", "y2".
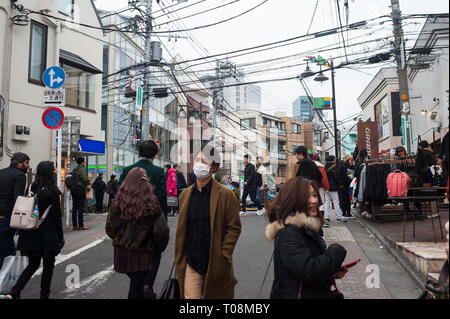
[{"x1": 63, "y1": 64, "x2": 95, "y2": 110}]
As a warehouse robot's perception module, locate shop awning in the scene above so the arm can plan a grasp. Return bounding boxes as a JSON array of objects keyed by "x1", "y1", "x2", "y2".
[{"x1": 60, "y1": 49, "x2": 103, "y2": 74}]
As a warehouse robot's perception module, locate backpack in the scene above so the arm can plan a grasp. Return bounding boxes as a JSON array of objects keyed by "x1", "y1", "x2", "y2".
[
  {"x1": 65, "y1": 167, "x2": 80, "y2": 191},
  {"x1": 317, "y1": 166, "x2": 330, "y2": 191},
  {"x1": 10, "y1": 187, "x2": 51, "y2": 230},
  {"x1": 106, "y1": 181, "x2": 114, "y2": 195},
  {"x1": 386, "y1": 170, "x2": 410, "y2": 198}
]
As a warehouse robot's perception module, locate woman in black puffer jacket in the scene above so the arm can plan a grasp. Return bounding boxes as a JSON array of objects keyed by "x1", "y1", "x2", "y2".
[{"x1": 265, "y1": 177, "x2": 347, "y2": 299}]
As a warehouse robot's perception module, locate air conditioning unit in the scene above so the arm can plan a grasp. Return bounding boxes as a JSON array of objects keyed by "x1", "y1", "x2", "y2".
[{"x1": 12, "y1": 124, "x2": 30, "y2": 142}]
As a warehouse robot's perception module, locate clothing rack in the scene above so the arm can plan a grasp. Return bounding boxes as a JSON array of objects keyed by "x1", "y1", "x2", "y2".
[{"x1": 365, "y1": 155, "x2": 416, "y2": 166}]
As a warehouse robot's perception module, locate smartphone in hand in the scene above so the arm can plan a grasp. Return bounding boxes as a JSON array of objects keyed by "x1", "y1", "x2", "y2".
[{"x1": 341, "y1": 258, "x2": 361, "y2": 271}]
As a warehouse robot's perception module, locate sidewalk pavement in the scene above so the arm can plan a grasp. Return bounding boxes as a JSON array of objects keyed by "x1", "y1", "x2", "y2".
[
  {"x1": 350, "y1": 207, "x2": 448, "y2": 290},
  {"x1": 368, "y1": 209, "x2": 448, "y2": 244}
]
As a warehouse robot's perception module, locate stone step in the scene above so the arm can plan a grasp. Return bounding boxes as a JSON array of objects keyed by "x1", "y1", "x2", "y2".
[
  {"x1": 428, "y1": 273, "x2": 440, "y2": 284},
  {"x1": 394, "y1": 242, "x2": 447, "y2": 278}
]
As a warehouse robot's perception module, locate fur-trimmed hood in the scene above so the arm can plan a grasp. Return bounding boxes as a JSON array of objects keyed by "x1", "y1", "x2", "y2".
[{"x1": 265, "y1": 212, "x2": 322, "y2": 241}]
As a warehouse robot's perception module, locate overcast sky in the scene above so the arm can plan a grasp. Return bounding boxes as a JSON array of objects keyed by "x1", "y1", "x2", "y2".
[{"x1": 94, "y1": 0, "x2": 449, "y2": 129}]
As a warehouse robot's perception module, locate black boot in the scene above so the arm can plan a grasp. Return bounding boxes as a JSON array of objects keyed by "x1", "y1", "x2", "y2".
[
  {"x1": 40, "y1": 293, "x2": 50, "y2": 299},
  {"x1": 8, "y1": 287, "x2": 21, "y2": 299}
]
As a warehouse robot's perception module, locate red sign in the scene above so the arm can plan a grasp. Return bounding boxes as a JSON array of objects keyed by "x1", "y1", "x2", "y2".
[{"x1": 42, "y1": 107, "x2": 64, "y2": 129}]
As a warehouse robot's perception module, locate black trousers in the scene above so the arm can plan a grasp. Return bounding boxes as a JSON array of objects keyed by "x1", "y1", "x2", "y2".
[
  {"x1": 144, "y1": 253, "x2": 161, "y2": 288},
  {"x1": 338, "y1": 188, "x2": 351, "y2": 215},
  {"x1": 72, "y1": 187, "x2": 86, "y2": 227},
  {"x1": 95, "y1": 192, "x2": 105, "y2": 211},
  {"x1": 242, "y1": 185, "x2": 262, "y2": 212},
  {"x1": 126, "y1": 271, "x2": 147, "y2": 299},
  {"x1": 11, "y1": 255, "x2": 55, "y2": 298}
]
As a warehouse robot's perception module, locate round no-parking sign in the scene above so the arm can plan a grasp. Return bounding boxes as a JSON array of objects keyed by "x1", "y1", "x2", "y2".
[{"x1": 42, "y1": 107, "x2": 64, "y2": 129}]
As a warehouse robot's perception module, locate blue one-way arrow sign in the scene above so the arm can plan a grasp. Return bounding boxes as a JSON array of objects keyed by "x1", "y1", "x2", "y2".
[{"x1": 43, "y1": 66, "x2": 66, "y2": 89}]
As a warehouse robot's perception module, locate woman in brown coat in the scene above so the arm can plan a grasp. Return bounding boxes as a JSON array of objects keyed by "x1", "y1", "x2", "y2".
[
  {"x1": 175, "y1": 148, "x2": 241, "y2": 299},
  {"x1": 106, "y1": 167, "x2": 169, "y2": 299}
]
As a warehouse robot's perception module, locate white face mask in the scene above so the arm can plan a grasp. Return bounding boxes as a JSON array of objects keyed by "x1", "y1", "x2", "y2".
[{"x1": 193, "y1": 162, "x2": 212, "y2": 180}]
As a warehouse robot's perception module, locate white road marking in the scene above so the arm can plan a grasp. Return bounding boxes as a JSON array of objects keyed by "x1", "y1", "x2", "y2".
[
  {"x1": 32, "y1": 236, "x2": 107, "y2": 278},
  {"x1": 62, "y1": 265, "x2": 115, "y2": 298}
]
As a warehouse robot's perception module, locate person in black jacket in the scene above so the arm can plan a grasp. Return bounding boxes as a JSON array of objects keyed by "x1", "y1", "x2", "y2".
[
  {"x1": 337, "y1": 158, "x2": 353, "y2": 218},
  {"x1": 324, "y1": 156, "x2": 348, "y2": 226},
  {"x1": 92, "y1": 173, "x2": 106, "y2": 213},
  {"x1": 188, "y1": 171, "x2": 196, "y2": 187},
  {"x1": 292, "y1": 146, "x2": 322, "y2": 187},
  {"x1": 0, "y1": 152, "x2": 29, "y2": 269},
  {"x1": 174, "y1": 164, "x2": 187, "y2": 194},
  {"x1": 240, "y1": 155, "x2": 263, "y2": 216},
  {"x1": 106, "y1": 174, "x2": 119, "y2": 210},
  {"x1": 415, "y1": 140, "x2": 437, "y2": 186},
  {"x1": 265, "y1": 177, "x2": 347, "y2": 299},
  {"x1": 173, "y1": 164, "x2": 187, "y2": 215},
  {"x1": 7, "y1": 161, "x2": 64, "y2": 299},
  {"x1": 438, "y1": 130, "x2": 449, "y2": 179}
]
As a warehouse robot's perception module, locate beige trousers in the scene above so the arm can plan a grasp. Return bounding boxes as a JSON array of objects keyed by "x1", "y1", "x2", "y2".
[{"x1": 184, "y1": 264, "x2": 205, "y2": 299}]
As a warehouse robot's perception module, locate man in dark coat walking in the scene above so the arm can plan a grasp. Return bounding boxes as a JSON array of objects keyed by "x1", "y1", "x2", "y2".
[
  {"x1": 118, "y1": 140, "x2": 167, "y2": 299},
  {"x1": 71, "y1": 157, "x2": 91, "y2": 231},
  {"x1": 240, "y1": 155, "x2": 263, "y2": 216},
  {"x1": 0, "y1": 152, "x2": 29, "y2": 268},
  {"x1": 92, "y1": 173, "x2": 106, "y2": 213},
  {"x1": 292, "y1": 146, "x2": 322, "y2": 186}
]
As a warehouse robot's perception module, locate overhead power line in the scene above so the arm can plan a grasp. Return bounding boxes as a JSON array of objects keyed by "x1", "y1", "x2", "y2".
[{"x1": 154, "y1": 0, "x2": 242, "y2": 28}]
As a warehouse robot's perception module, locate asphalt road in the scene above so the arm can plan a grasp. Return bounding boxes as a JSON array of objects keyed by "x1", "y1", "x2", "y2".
[{"x1": 14, "y1": 210, "x2": 421, "y2": 299}]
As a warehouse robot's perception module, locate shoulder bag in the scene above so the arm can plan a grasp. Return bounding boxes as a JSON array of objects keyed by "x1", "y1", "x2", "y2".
[{"x1": 159, "y1": 262, "x2": 180, "y2": 299}]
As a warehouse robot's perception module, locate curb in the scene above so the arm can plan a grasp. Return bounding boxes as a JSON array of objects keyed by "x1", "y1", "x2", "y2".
[{"x1": 351, "y1": 209, "x2": 427, "y2": 291}]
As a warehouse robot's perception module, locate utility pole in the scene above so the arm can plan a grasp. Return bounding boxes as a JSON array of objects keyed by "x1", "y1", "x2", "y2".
[
  {"x1": 391, "y1": 0, "x2": 412, "y2": 154},
  {"x1": 142, "y1": 0, "x2": 153, "y2": 141},
  {"x1": 199, "y1": 102, "x2": 204, "y2": 144},
  {"x1": 330, "y1": 60, "x2": 340, "y2": 159},
  {"x1": 211, "y1": 61, "x2": 221, "y2": 148}
]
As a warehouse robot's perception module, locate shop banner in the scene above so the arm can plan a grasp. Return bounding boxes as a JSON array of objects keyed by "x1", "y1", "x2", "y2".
[{"x1": 357, "y1": 122, "x2": 379, "y2": 159}]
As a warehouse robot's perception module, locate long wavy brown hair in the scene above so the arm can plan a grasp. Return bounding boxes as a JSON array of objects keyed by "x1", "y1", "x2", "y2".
[
  {"x1": 266, "y1": 177, "x2": 323, "y2": 226},
  {"x1": 111, "y1": 167, "x2": 161, "y2": 221}
]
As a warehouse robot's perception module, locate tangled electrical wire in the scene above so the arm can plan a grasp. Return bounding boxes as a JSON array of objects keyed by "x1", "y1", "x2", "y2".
[
  {"x1": 0, "y1": 94, "x2": 6, "y2": 112},
  {"x1": 10, "y1": 1, "x2": 31, "y2": 26}
]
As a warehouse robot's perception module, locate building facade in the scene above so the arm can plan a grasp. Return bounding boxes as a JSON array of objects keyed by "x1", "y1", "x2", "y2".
[
  {"x1": 358, "y1": 68, "x2": 403, "y2": 153},
  {"x1": 221, "y1": 109, "x2": 285, "y2": 183},
  {"x1": 293, "y1": 96, "x2": 314, "y2": 122},
  {"x1": 280, "y1": 117, "x2": 313, "y2": 180},
  {"x1": 1, "y1": 0, "x2": 104, "y2": 183},
  {"x1": 408, "y1": 17, "x2": 449, "y2": 152},
  {"x1": 100, "y1": 10, "x2": 182, "y2": 181}
]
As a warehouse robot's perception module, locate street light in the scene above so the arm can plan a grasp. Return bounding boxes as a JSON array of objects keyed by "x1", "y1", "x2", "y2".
[
  {"x1": 301, "y1": 61, "x2": 315, "y2": 78},
  {"x1": 314, "y1": 66, "x2": 329, "y2": 83},
  {"x1": 314, "y1": 72, "x2": 329, "y2": 83},
  {"x1": 178, "y1": 107, "x2": 187, "y2": 119},
  {"x1": 303, "y1": 60, "x2": 339, "y2": 159}
]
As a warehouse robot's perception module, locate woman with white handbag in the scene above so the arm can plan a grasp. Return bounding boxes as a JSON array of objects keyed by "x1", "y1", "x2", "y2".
[{"x1": 6, "y1": 161, "x2": 64, "y2": 299}]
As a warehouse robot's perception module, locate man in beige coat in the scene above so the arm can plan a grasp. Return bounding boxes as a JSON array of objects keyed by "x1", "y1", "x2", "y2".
[{"x1": 175, "y1": 147, "x2": 241, "y2": 299}]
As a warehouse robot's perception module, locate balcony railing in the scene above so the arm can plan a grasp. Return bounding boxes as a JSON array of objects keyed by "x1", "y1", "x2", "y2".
[
  {"x1": 269, "y1": 127, "x2": 287, "y2": 137},
  {"x1": 270, "y1": 152, "x2": 287, "y2": 160}
]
